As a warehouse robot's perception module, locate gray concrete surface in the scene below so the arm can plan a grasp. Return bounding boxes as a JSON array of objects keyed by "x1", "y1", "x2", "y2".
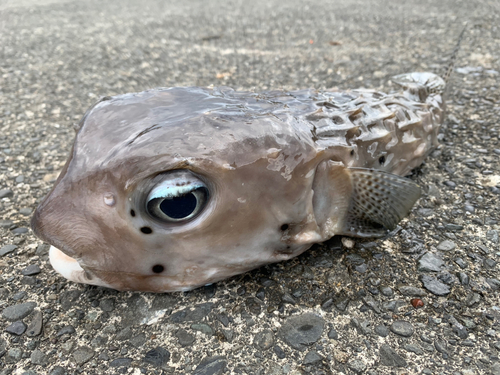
[{"x1": 1, "y1": 0, "x2": 499, "y2": 374}]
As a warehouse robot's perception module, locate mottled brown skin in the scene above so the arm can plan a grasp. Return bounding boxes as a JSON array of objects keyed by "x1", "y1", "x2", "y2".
[{"x1": 32, "y1": 76, "x2": 445, "y2": 292}]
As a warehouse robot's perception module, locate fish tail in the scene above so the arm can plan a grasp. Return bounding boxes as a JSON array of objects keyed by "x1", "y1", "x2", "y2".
[
  {"x1": 442, "y1": 22, "x2": 468, "y2": 86},
  {"x1": 391, "y1": 23, "x2": 467, "y2": 100}
]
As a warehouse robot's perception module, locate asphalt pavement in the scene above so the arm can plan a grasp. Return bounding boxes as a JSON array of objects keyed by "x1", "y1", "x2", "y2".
[{"x1": 1, "y1": 0, "x2": 499, "y2": 374}]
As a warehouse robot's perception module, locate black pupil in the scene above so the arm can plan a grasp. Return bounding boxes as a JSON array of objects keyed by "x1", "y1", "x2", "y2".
[{"x1": 160, "y1": 192, "x2": 197, "y2": 219}]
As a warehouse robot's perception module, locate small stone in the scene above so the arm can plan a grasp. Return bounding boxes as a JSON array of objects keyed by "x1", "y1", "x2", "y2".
[
  {"x1": 452, "y1": 323, "x2": 468, "y2": 339},
  {"x1": 342, "y1": 237, "x2": 355, "y2": 248},
  {"x1": 99, "y1": 298, "x2": 115, "y2": 312},
  {"x1": 5, "y1": 347, "x2": 23, "y2": 363},
  {"x1": 0, "y1": 219, "x2": 14, "y2": 228},
  {"x1": 26, "y1": 310, "x2": 43, "y2": 337},
  {"x1": 0, "y1": 189, "x2": 13, "y2": 198},
  {"x1": 130, "y1": 333, "x2": 146, "y2": 348},
  {"x1": 398, "y1": 286, "x2": 426, "y2": 297},
  {"x1": 176, "y1": 328, "x2": 195, "y2": 347},
  {"x1": 278, "y1": 313, "x2": 325, "y2": 351},
  {"x1": 60, "y1": 290, "x2": 81, "y2": 311},
  {"x1": 0, "y1": 244, "x2": 17, "y2": 256},
  {"x1": 5, "y1": 321, "x2": 27, "y2": 335},
  {"x1": 31, "y1": 349, "x2": 48, "y2": 365},
  {"x1": 418, "y1": 252, "x2": 444, "y2": 272},
  {"x1": 444, "y1": 181, "x2": 456, "y2": 188},
  {"x1": 348, "y1": 358, "x2": 367, "y2": 373},
  {"x1": 454, "y1": 258, "x2": 467, "y2": 269},
  {"x1": 303, "y1": 350, "x2": 322, "y2": 365},
  {"x1": 57, "y1": 325, "x2": 75, "y2": 336},
  {"x1": 404, "y1": 344, "x2": 423, "y2": 355},
  {"x1": 193, "y1": 356, "x2": 227, "y2": 375},
  {"x1": 19, "y1": 208, "x2": 32, "y2": 216},
  {"x1": 49, "y1": 366, "x2": 67, "y2": 375},
  {"x1": 274, "y1": 345, "x2": 286, "y2": 359},
  {"x1": 143, "y1": 347, "x2": 170, "y2": 368},
  {"x1": 434, "y1": 340, "x2": 448, "y2": 354},
  {"x1": 2, "y1": 302, "x2": 37, "y2": 321},
  {"x1": 458, "y1": 272, "x2": 469, "y2": 285},
  {"x1": 169, "y1": 302, "x2": 213, "y2": 323},
  {"x1": 21, "y1": 264, "x2": 41, "y2": 276},
  {"x1": 437, "y1": 240, "x2": 456, "y2": 251},
  {"x1": 72, "y1": 347, "x2": 94, "y2": 365},
  {"x1": 110, "y1": 358, "x2": 132, "y2": 367},
  {"x1": 115, "y1": 327, "x2": 132, "y2": 341},
  {"x1": 390, "y1": 321, "x2": 414, "y2": 337},
  {"x1": 486, "y1": 278, "x2": 500, "y2": 290},
  {"x1": 328, "y1": 328, "x2": 339, "y2": 340},
  {"x1": 380, "y1": 286, "x2": 393, "y2": 297},
  {"x1": 379, "y1": 344, "x2": 407, "y2": 367},
  {"x1": 190, "y1": 323, "x2": 213, "y2": 336},
  {"x1": 420, "y1": 275, "x2": 450, "y2": 296},
  {"x1": 375, "y1": 325, "x2": 389, "y2": 337},
  {"x1": 253, "y1": 329, "x2": 274, "y2": 350},
  {"x1": 11, "y1": 227, "x2": 29, "y2": 234},
  {"x1": 445, "y1": 224, "x2": 463, "y2": 231}
]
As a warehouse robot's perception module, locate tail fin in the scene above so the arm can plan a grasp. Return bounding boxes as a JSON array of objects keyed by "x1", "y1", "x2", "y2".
[
  {"x1": 391, "y1": 24, "x2": 467, "y2": 100},
  {"x1": 442, "y1": 23, "x2": 468, "y2": 85}
]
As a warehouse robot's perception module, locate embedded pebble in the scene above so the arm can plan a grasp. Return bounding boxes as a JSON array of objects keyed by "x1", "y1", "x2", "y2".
[
  {"x1": 5, "y1": 321, "x2": 27, "y2": 335},
  {"x1": 176, "y1": 328, "x2": 195, "y2": 347},
  {"x1": 379, "y1": 344, "x2": 407, "y2": 367},
  {"x1": 110, "y1": 358, "x2": 132, "y2": 367},
  {"x1": 2, "y1": 302, "x2": 37, "y2": 321},
  {"x1": 21, "y1": 264, "x2": 41, "y2": 276},
  {"x1": 375, "y1": 325, "x2": 389, "y2": 337},
  {"x1": 398, "y1": 286, "x2": 427, "y2": 297},
  {"x1": 143, "y1": 347, "x2": 171, "y2": 368},
  {"x1": 253, "y1": 329, "x2": 274, "y2": 350},
  {"x1": 0, "y1": 189, "x2": 13, "y2": 198},
  {"x1": 193, "y1": 356, "x2": 227, "y2": 375},
  {"x1": 420, "y1": 275, "x2": 451, "y2": 295},
  {"x1": 72, "y1": 347, "x2": 94, "y2": 365},
  {"x1": 437, "y1": 240, "x2": 456, "y2": 251},
  {"x1": 303, "y1": 350, "x2": 322, "y2": 365},
  {"x1": 57, "y1": 325, "x2": 76, "y2": 336},
  {"x1": 404, "y1": 344, "x2": 424, "y2": 355},
  {"x1": 0, "y1": 244, "x2": 17, "y2": 256},
  {"x1": 278, "y1": 313, "x2": 325, "y2": 351},
  {"x1": 348, "y1": 358, "x2": 367, "y2": 373},
  {"x1": 418, "y1": 252, "x2": 444, "y2": 272},
  {"x1": 31, "y1": 349, "x2": 48, "y2": 365},
  {"x1": 390, "y1": 321, "x2": 414, "y2": 337}
]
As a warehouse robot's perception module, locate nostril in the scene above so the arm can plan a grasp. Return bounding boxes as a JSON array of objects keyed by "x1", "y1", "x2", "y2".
[{"x1": 152, "y1": 264, "x2": 164, "y2": 274}]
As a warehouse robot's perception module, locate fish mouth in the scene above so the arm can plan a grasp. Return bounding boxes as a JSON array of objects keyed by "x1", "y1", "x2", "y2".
[
  {"x1": 49, "y1": 245, "x2": 229, "y2": 292},
  {"x1": 49, "y1": 246, "x2": 114, "y2": 289}
]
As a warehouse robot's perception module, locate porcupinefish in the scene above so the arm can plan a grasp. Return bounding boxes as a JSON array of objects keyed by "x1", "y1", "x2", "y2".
[{"x1": 31, "y1": 24, "x2": 470, "y2": 293}]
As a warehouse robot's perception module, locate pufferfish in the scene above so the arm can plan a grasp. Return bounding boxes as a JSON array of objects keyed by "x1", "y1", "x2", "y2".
[{"x1": 31, "y1": 29, "x2": 468, "y2": 293}]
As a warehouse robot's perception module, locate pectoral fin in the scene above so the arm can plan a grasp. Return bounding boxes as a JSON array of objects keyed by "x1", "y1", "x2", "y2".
[
  {"x1": 312, "y1": 162, "x2": 421, "y2": 239},
  {"x1": 341, "y1": 168, "x2": 421, "y2": 237}
]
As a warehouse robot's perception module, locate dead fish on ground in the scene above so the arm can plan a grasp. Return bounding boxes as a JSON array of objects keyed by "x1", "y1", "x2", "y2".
[{"x1": 31, "y1": 30, "x2": 465, "y2": 292}]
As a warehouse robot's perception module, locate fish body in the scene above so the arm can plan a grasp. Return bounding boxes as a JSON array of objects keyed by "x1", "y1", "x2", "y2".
[{"x1": 32, "y1": 72, "x2": 444, "y2": 292}]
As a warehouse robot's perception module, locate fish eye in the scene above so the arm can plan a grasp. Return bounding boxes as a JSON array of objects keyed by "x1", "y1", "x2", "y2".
[{"x1": 146, "y1": 171, "x2": 209, "y2": 223}]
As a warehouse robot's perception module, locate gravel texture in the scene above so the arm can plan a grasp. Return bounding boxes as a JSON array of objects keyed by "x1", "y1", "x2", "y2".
[{"x1": 1, "y1": 0, "x2": 500, "y2": 374}]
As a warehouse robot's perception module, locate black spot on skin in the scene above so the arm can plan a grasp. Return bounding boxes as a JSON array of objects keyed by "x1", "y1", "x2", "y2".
[
  {"x1": 281, "y1": 224, "x2": 289, "y2": 231},
  {"x1": 350, "y1": 149, "x2": 355, "y2": 156},
  {"x1": 379, "y1": 155, "x2": 386, "y2": 165},
  {"x1": 141, "y1": 227, "x2": 153, "y2": 234},
  {"x1": 152, "y1": 264, "x2": 164, "y2": 273},
  {"x1": 130, "y1": 209, "x2": 136, "y2": 217}
]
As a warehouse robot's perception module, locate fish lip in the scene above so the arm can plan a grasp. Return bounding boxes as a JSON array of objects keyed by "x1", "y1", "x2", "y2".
[{"x1": 49, "y1": 246, "x2": 114, "y2": 289}]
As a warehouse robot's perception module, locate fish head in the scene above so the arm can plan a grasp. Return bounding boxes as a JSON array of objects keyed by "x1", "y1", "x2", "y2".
[{"x1": 31, "y1": 87, "x2": 321, "y2": 292}]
